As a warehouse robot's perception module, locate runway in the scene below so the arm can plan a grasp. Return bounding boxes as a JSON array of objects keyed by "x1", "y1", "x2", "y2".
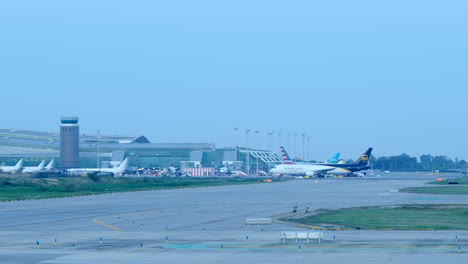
[{"x1": 1, "y1": 173, "x2": 467, "y2": 263}]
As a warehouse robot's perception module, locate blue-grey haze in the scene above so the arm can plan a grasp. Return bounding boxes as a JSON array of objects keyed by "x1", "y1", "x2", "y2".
[{"x1": 0, "y1": 0, "x2": 466, "y2": 161}]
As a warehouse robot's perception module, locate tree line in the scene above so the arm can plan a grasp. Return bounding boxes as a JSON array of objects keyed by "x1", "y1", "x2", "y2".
[{"x1": 367, "y1": 154, "x2": 468, "y2": 171}]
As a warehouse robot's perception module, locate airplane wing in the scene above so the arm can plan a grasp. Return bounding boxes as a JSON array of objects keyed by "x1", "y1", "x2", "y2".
[
  {"x1": 314, "y1": 168, "x2": 335, "y2": 173},
  {"x1": 305, "y1": 168, "x2": 335, "y2": 176}
]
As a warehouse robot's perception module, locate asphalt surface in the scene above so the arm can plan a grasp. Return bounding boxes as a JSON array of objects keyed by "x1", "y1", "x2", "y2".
[{"x1": 1, "y1": 172, "x2": 467, "y2": 263}]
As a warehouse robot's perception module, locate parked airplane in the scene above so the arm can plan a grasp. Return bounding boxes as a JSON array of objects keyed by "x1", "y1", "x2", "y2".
[
  {"x1": 66, "y1": 158, "x2": 129, "y2": 175},
  {"x1": 447, "y1": 169, "x2": 468, "y2": 175},
  {"x1": 45, "y1": 160, "x2": 55, "y2": 171},
  {"x1": 155, "y1": 167, "x2": 177, "y2": 177},
  {"x1": 0, "y1": 159, "x2": 23, "y2": 173},
  {"x1": 280, "y1": 146, "x2": 341, "y2": 164},
  {"x1": 271, "y1": 148, "x2": 373, "y2": 177},
  {"x1": 218, "y1": 167, "x2": 249, "y2": 176},
  {"x1": 219, "y1": 167, "x2": 229, "y2": 174},
  {"x1": 22, "y1": 160, "x2": 46, "y2": 173},
  {"x1": 327, "y1": 152, "x2": 342, "y2": 163},
  {"x1": 230, "y1": 170, "x2": 248, "y2": 176}
]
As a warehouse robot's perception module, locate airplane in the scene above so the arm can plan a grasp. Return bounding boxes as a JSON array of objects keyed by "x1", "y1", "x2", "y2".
[
  {"x1": 22, "y1": 160, "x2": 46, "y2": 173},
  {"x1": 219, "y1": 167, "x2": 229, "y2": 174},
  {"x1": 45, "y1": 160, "x2": 55, "y2": 171},
  {"x1": 155, "y1": 167, "x2": 177, "y2": 177},
  {"x1": 66, "y1": 158, "x2": 129, "y2": 175},
  {"x1": 230, "y1": 170, "x2": 248, "y2": 176},
  {"x1": 0, "y1": 159, "x2": 23, "y2": 173},
  {"x1": 218, "y1": 167, "x2": 250, "y2": 176},
  {"x1": 447, "y1": 169, "x2": 468, "y2": 175},
  {"x1": 280, "y1": 146, "x2": 341, "y2": 164},
  {"x1": 270, "y1": 148, "x2": 373, "y2": 177},
  {"x1": 327, "y1": 152, "x2": 342, "y2": 163}
]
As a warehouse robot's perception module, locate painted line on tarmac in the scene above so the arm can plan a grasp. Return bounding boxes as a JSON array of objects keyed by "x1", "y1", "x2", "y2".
[
  {"x1": 91, "y1": 205, "x2": 200, "y2": 231},
  {"x1": 97, "y1": 209, "x2": 178, "y2": 221},
  {"x1": 96, "y1": 205, "x2": 202, "y2": 221},
  {"x1": 304, "y1": 225, "x2": 354, "y2": 231},
  {"x1": 163, "y1": 243, "x2": 468, "y2": 251},
  {"x1": 92, "y1": 219, "x2": 125, "y2": 231},
  {"x1": 271, "y1": 211, "x2": 354, "y2": 231}
]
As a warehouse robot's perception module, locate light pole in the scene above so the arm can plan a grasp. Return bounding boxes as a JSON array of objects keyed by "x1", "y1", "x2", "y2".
[
  {"x1": 278, "y1": 131, "x2": 282, "y2": 154},
  {"x1": 294, "y1": 134, "x2": 297, "y2": 162},
  {"x1": 233, "y1": 128, "x2": 238, "y2": 171},
  {"x1": 96, "y1": 130, "x2": 101, "y2": 168},
  {"x1": 268, "y1": 132, "x2": 272, "y2": 152},
  {"x1": 255, "y1": 130, "x2": 259, "y2": 176},
  {"x1": 267, "y1": 132, "x2": 272, "y2": 173},
  {"x1": 245, "y1": 129, "x2": 250, "y2": 175},
  {"x1": 302, "y1": 134, "x2": 306, "y2": 161}
]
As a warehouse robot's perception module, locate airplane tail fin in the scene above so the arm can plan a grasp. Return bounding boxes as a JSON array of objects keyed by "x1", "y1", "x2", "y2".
[
  {"x1": 15, "y1": 159, "x2": 24, "y2": 170},
  {"x1": 280, "y1": 146, "x2": 295, "y2": 164},
  {"x1": 45, "y1": 160, "x2": 54, "y2": 170},
  {"x1": 327, "y1": 153, "x2": 341, "y2": 163},
  {"x1": 118, "y1": 158, "x2": 129, "y2": 170},
  {"x1": 354, "y1": 148, "x2": 373, "y2": 166},
  {"x1": 38, "y1": 160, "x2": 46, "y2": 169}
]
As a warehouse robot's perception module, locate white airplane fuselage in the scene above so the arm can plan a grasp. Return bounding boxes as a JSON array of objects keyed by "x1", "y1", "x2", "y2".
[
  {"x1": 66, "y1": 158, "x2": 129, "y2": 175},
  {"x1": 66, "y1": 167, "x2": 125, "y2": 175},
  {"x1": 22, "y1": 161, "x2": 46, "y2": 173},
  {"x1": 1, "y1": 167, "x2": 21, "y2": 173},
  {"x1": 270, "y1": 164, "x2": 352, "y2": 176},
  {"x1": 1, "y1": 159, "x2": 23, "y2": 174}
]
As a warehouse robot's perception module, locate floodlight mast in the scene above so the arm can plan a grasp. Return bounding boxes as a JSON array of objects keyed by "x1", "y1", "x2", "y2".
[{"x1": 97, "y1": 130, "x2": 101, "y2": 168}]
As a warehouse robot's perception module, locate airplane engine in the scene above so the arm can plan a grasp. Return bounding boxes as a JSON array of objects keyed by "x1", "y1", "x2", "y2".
[{"x1": 305, "y1": 171, "x2": 315, "y2": 176}]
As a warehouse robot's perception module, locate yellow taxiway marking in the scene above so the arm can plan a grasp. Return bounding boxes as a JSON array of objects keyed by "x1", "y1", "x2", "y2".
[
  {"x1": 97, "y1": 208, "x2": 181, "y2": 221},
  {"x1": 92, "y1": 205, "x2": 217, "y2": 231},
  {"x1": 92, "y1": 219, "x2": 125, "y2": 231},
  {"x1": 91, "y1": 208, "x2": 184, "y2": 231}
]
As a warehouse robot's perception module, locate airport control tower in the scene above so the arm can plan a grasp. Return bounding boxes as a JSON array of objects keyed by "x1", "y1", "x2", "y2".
[{"x1": 60, "y1": 117, "x2": 79, "y2": 168}]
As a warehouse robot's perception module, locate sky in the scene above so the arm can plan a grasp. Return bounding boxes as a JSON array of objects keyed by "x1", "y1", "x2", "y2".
[{"x1": 0, "y1": 0, "x2": 467, "y2": 161}]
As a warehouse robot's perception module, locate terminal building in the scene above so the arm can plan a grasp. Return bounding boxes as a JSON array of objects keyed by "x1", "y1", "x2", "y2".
[{"x1": 0, "y1": 122, "x2": 282, "y2": 172}]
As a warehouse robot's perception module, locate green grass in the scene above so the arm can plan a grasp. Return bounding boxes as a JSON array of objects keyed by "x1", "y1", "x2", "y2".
[
  {"x1": 428, "y1": 177, "x2": 468, "y2": 185},
  {"x1": 400, "y1": 186, "x2": 468, "y2": 194},
  {"x1": 0, "y1": 176, "x2": 270, "y2": 201},
  {"x1": 284, "y1": 205, "x2": 468, "y2": 230},
  {"x1": 398, "y1": 177, "x2": 468, "y2": 194}
]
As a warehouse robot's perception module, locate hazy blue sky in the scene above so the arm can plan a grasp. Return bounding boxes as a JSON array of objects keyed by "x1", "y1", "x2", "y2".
[{"x1": 0, "y1": 0, "x2": 467, "y2": 161}]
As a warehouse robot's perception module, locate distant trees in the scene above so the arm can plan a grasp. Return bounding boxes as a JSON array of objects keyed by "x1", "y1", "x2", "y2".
[{"x1": 371, "y1": 154, "x2": 468, "y2": 171}]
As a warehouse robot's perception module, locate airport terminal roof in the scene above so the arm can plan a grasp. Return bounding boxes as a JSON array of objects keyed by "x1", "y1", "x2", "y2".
[
  {"x1": 0, "y1": 128, "x2": 215, "y2": 154},
  {"x1": 0, "y1": 128, "x2": 149, "y2": 144}
]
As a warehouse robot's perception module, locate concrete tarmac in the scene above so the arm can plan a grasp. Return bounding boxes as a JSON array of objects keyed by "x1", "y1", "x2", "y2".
[{"x1": 1, "y1": 173, "x2": 467, "y2": 263}]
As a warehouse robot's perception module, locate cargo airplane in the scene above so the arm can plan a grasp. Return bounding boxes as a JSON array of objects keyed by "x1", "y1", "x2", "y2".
[{"x1": 271, "y1": 148, "x2": 372, "y2": 177}]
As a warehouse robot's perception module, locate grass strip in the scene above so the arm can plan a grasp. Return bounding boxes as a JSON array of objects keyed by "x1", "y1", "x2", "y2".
[
  {"x1": 0, "y1": 176, "x2": 271, "y2": 201},
  {"x1": 428, "y1": 177, "x2": 468, "y2": 185},
  {"x1": 282, "y1": 205, "x2": 468, "y2": 230},
  {"x1": 400, "y1": 186, "x2": 468, "y2": 194}
]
